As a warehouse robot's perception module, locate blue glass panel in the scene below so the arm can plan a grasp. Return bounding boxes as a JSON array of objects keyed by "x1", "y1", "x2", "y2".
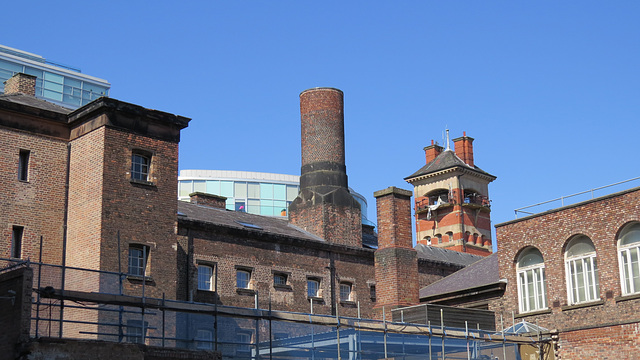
[
  {"x1": 206, "y1": 180, "x2": 220, "y2": 195},
  {"x1": 64, "y1": 77, "x2": 81, "y2": 88},
  {"x1": 261, "y1": 206, "x2": 273, "y2": 216},
  {"x1": 44, "y1": 71, "x2": 63, "y2": 84},
  {"x1": 225, "y1": 199, "x2": 234, "y2": 211},
  {"x1": 273, "y1": 184, "x2": 286, "y2": 200},
  {"x1": 220, "y1": 181, "x2": 233, "y2": 197},
  {"x1": 24, "y1": 67, "x2": 43, "y2": 78},
  {"x1": 0, "y1": 59, "x2": 23, "y2": 73},
  {"x1": 43, "y1": 89, "x2": 62, "y2": 101},
  {"x1": 261, "y1": 183, "x2": 273, "y2": 199}
]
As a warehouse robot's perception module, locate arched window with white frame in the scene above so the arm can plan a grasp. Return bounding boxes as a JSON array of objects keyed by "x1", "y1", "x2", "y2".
[
  {"x1": 516, "y1": 247, "x2": 547, "y2": 313},
  {"x1": 618, "y1": 223, "x2": 640, "y2": 295},
  {"x1": 565, "y1": 235, "x2": 600, "y2": 304}
]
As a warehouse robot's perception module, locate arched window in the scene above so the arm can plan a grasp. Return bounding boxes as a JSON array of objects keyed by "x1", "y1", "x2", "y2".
[
  {"x1": 618, "y1": 223, "x2": 640, "y2": 295},
  {"x1": 517, "y1": 247, "x2": 547, "y2": 313},
  {"x1": 565, "y1": 235, "x2": 600, "y2": 304}
]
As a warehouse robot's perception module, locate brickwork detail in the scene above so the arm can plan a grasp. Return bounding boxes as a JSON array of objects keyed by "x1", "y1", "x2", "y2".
[
  {"x1": 3, "y1": 73, "x2": 36, "y2": 96},
  {"x1": 299, "y1": 88, "x2": 345, "y2": 165},
  {"x1": 491, "y1": 188, "x2": 640, "y2": 359}
]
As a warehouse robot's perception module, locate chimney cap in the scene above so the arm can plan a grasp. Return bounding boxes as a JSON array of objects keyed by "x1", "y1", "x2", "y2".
[
  {"x1": 299, "y1": 87, "x2": 343, "y2": 97},
  {"x1": 374, "y1": 186, "x2": 412, "y2": 199}
]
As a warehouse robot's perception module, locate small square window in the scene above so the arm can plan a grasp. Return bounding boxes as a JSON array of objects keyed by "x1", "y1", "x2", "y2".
[
  {"x1": 131, "y1": 152, "x2": 150, "y2": 181},
  {"x1": 307, "y1": 279, "x2": 320, "y2": 298},
  {"x1": 195, "y1": 329, "x2": 213, "y2": 350},
  {"x1": 236, "y1": 331, "x2": 252, "y2": 353},
  {"x1": 18, "y1": 149, "x2": 30, "y2": 181},
  {"x1": 237, "y1": 269, "x2": 251, "y2": 289},
  {"x1": 11, "y1": 226, "x2": 24, "y2": 259},
  {"x1": 274, "y1": 273, "x2": 287, "y2": 286},
  {"x1": 128, "y1": 245, "x2": 149, "y2": 276},
  {"x1": 198, "y1": 264, "x2": 214, "y2": 291},
  {"x1": 340, "y1": 283, "x2": 352, "y2": 302}
]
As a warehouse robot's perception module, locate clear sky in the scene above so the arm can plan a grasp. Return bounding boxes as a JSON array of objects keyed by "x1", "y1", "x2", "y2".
[{"x1": 5, "y1": 1, "x2": 639, "y2": 249}]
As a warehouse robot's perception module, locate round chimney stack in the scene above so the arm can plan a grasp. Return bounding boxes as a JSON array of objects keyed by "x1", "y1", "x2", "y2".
[{"x1": 299, "y1": 87, "x2": 345, "y2": 167}]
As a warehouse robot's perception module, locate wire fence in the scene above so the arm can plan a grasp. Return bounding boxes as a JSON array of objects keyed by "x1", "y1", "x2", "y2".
[{"x1": 1, "y1": 258, "x2": 542, "y2": 359}]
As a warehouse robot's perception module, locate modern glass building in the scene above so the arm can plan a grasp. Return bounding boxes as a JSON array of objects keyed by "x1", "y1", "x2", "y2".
[
  {"x1": 0, "y1": 44, "x2": 110, "y2": 109},
  {"x1": 178, "y1": 170, "x2": 375, "y2": 226}
]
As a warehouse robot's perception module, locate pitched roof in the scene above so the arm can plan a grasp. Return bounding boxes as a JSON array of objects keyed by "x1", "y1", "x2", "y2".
[
  {"x1": 415, "y1": 244, "x2": 484, "y2": 267},
  {"x1": 405, "y1": 149, "x2": 495, "y2": 180},
  {"x1": 0, "y1": 93, "x2": 72, "y2": 114},
  {"x1": 178, "y1": 201, "x2": 325, "y2": 242},
  {"x1": 419, "y1": 252, "x2": 500, "y2": 299}
]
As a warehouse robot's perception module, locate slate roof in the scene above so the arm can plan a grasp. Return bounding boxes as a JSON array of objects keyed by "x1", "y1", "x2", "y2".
[
  {"x1": 419, "y1": 252, "x2": 500, "y2": 299},
  {"x1": 178, "y1": 201, "x2": 325, "y2": 242},
  {"x1": 405, "y1": 149, "x2": 495, "y2": 180},
  {"x1": 0, "y1": 93, "x2": 72, "y2": 114},
  {"x1": 415, "y1": 244, "x2": 483, "y2": 267}
]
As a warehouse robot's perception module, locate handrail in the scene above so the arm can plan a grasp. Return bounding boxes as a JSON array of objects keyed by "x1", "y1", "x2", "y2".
[{"x1": 514, "y1": 176, "x2": 640, "y2": 218}]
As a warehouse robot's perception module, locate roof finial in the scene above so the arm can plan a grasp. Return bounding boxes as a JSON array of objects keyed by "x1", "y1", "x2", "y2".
[{"x1": 445, "y1": 128, "x2": 450, "y2": 150}]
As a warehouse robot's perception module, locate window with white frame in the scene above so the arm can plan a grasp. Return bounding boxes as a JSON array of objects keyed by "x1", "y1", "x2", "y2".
[
  {"x1": 198, "y1": 264, "x2": 213, "y2": 291},
  {"x1": 131, "y1": 151, "x2": 151, "y2": 181},
  {"x1": 565, "y1": 235, "x2": 600, "y2": 304},
  {"x1": 236, "y1": 331, "x2": 252, "y2": 353},
  {"x1": 128, "y1": 245, "x2": 149, "y2": 276},
  {"x1": 516, "y1": 247, "x2": 547, "y2": 313},
  {"x1": 307, "y1": 278, "x2": 320, "y2": 298},
  {"x1": 618, "y1": 223, "x2": 640, "y2": 295},
  {"x1": 236, "y1": 269, "x2": 251, "y2": 289},
  {"x1": 340, "y1": 283, "x2": 352, "y2": 302},
  {"x1": 195, "y1": 329, "x2": 213, "y2": 350},
  {"x1": 273, "y1": 272, "x2": 287, "y2": 286}
]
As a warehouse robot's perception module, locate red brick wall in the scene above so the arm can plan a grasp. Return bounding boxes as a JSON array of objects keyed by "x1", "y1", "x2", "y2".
[
  {"x1": 491, "y1": 187, "x2": 640, "y2": 358},
  {"x1": 0, "y1": 127, "x2": 68, "y2": 266},
  {"x1": 299, "y1": 88, "x2": 345, "y2": 166},
  {"x1": 178, "y1": 225, "x2": 377, "y2": 319},
  {"x1": 288, "y1": 202, "x2": 362, "y2": 247}
]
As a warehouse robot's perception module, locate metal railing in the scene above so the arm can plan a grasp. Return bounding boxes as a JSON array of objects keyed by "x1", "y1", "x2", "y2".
[{"x1": 514, "y1": 176, "x2": 640, "y2": 218}]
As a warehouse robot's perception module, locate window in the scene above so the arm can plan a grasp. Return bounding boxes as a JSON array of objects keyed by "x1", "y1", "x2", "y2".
[
  {"x1": 370, "y1": 284, "x2": 376, "y2": 301},
  {"x1": 198, "y1": 264, "x2": 213, "y2": 291},
  {"x1": 565, "y1": 235, "x2": 600, "y2": 304},
  {"x1": 128, "y1": 245, "x2": 149, "y2": 276},
  {"x1": 618, "y1": 223, "x2": 640, "y2": 295},
  {"x1": 236, "y1": 269, "x2": 251, "y2": 289},
  {"x1": 340, "y1": 283, "x2": 352, "y2": 302},
  {"x1": 18, "y1": 149, "x2": 30, "y2": 181},
  {"x1": 131, "y1": 152, "x2": 150, "y2": 181},
  {"x1": 236, "y1": 331, "x2": 252, "y2": 353},
  {"x1": 126, "y1": 320, "x2": 147, "y2": 343},
  {"x1": 11, "y1": 226, "x2": 24, "y2": 259},
  {"x1": 516, "y1": 247, "x2": 547, "y2": 313},
  {"x1": 195, "y1": 329, "x2": 213, "y2": 350},
  {"x1": 273, "y1": 273, "x2": 287, "y2": 286},
  {"x1": 307, "y1": 278, "x2": 320, "y2": 298}
]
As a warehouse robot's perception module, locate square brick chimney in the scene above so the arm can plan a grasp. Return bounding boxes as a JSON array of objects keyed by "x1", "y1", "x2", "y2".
[
  {"x1": 4, "y1": 73, "x2": 36, "y2": 96},
  {"x1": 452, "y1": 131, "x2": 474, "y2": 167}
]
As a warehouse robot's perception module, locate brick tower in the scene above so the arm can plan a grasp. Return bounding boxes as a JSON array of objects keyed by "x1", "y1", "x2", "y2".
[
  {"x1": 405, "y1": 132, "x2": 496, "y2": 256},
  {"x1": 288, "y1": 87, "x2": 362, "y2": 247},
  {"x1": 373, "y1": 186, "x2": 418, "y2": 319}
]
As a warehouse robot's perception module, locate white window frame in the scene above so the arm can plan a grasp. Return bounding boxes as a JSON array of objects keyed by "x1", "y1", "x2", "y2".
[
  {"x1": 565, "y1": 237, "x2": 600, "y2": 305},
  {"x1": 131, "y1": 152, "x2": 150, "y2": 181},
  {"x1": 340, "y1": 283, "x2": 352, "y2": 302},
  {"x1": 307, "y1": 279, "x2": 320, "y2": 298},
  {"x1": 128, "y1": 245, "x2": 148, "y2": 277},
  {"x1": 198, "y1": 264, "x2": 213, "y2": 291},
  {"x1": 516, "y1": 263, "x2": 547, "y2": 313},
  {"x1": 618, "y1": 223, "x2": 640, "y2": 295},
  {"x1": 236, "y1": 269, "x2": 251, "y2": 289}
]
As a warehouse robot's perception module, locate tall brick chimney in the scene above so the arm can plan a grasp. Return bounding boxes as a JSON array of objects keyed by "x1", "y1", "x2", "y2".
[
  {"x1": 452, "y1": 131, "x2": 474, "y2": 167},
  {"x1": 424, "y1": 140, "x2": 444, "y2": 164},
  {"x1": 4, "y1": 73, "x2": 36, "y2": 96},
  {"x1": 373, "y1": 186, "x2": 419, "y2": 319},
  {"x1": 288, "y1": 87, "x2": 362, "y2": 247}
]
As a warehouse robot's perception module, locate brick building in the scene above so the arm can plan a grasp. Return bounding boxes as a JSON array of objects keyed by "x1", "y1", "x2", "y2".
[{"x1": 406, "y1": 131, "x2": 495, "y2": 256}]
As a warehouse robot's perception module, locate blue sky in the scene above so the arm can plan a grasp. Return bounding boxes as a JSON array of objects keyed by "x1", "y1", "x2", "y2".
[{"x1": 5, "y1": 1, "x2": 639, "y2": 249}]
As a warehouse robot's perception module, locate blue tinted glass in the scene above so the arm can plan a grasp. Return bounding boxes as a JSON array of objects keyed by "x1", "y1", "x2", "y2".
[
  {"x1": 273, "y1": 184, "x2": 286, "y2": 200},
  {"x1": 261, "y1": 183, "x2": 273, "y2": 199},
  {"x1": 220, "y1": 181, "x2": 233, "y2": 197},
  {"x1": 261, "y1": 206, "x2": 273, "y2": 216},
  {"x1": 206, "y1": 180, "x2": 220, "y2": 194}
]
